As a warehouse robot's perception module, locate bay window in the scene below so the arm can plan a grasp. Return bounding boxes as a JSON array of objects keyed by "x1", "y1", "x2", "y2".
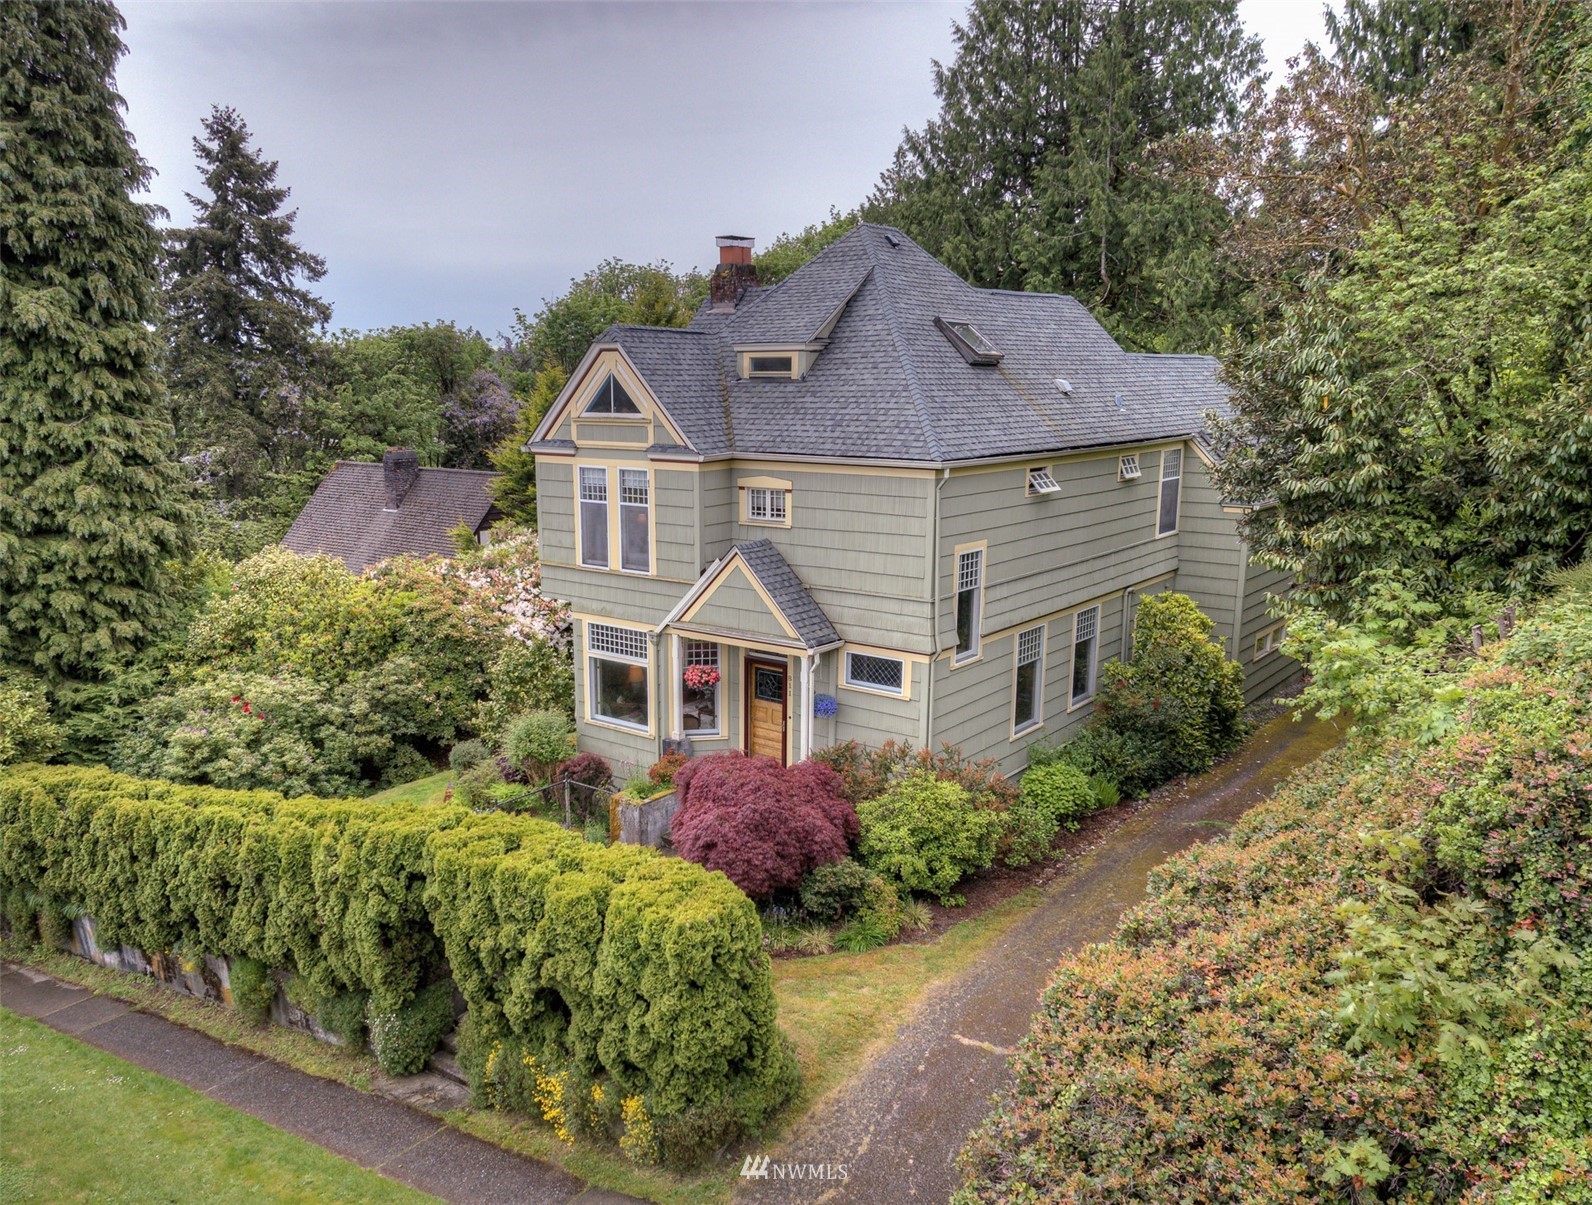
[{"x1": 588, "y1": 622, "x2": 649, "y2": 731}]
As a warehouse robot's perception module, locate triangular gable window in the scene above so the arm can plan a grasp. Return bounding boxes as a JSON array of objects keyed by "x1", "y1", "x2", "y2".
[{"x1": 583, "y1": 374, "x2": 640, "y2": 416}]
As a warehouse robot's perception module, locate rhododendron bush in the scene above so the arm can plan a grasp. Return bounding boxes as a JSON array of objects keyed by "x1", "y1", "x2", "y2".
[
  {"x1": 115, "y1": 531, "x2": 571, "y2": 794},
  {"x1": 670, "y1": 752, "x2": 857, "y2": 900},
  {"x1": 959, "y1": 589, "x2": 1592, "y2": 1202}
]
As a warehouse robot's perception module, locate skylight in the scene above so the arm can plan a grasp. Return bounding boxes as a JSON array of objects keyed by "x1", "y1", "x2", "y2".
[{"x1": 934, "y1": 317, "x2": 1003, "y2": 366}]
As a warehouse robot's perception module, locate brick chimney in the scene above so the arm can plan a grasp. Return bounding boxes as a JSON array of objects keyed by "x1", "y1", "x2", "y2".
[
  {"x1": 710, "y1": 235, "x2": 758, "y2": 311},
  {"x1": 382, "y1": 447, "x2": 420, "y2": 510}
]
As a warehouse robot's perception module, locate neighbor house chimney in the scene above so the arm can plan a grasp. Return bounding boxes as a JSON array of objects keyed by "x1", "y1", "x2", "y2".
[
  {"x1": 710, "y1": 235, "x2": 758, "y2": 310},
  {"x1": 383, "y1": 447, "x2": 420, "y2": 510}
]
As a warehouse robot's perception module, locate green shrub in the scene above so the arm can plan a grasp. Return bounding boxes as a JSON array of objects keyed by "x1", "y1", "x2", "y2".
[
  {"x1": 454, "y1": 760, "x2": 505, "y2": 808},
  {"x1": 473, "y1": 639, "x2": 575, "y2": 748},
  {"x1": 377, "y1": 744, "x2": 434, "y2": 790},
  {"x1": 37, "y1": 900, "x2": 74, "y2": 950},
  {"x1": 799, "y1": 858, "x2": 875, "y2": 920},
  {"x1": 1005, "y1": 762, "x2": 1097, "y2": 866},
  {"x1": 0, "y1": 763, "x2": 797, "y2": 1148},
  {"x1": 448, "y1": 739, "x2": 490, "y2": 773},
  {"x1": 228, "y1": 957, "x2": 276, "y2": 1026},
  {"x1": 0, "y1": 675, "x2": 61, "y2": 766},
  {"x1": 504, "y1": 710, "x2": 571, "y2": 779},
  {"x1": 368, "y1": 979, "x2": 455, "y2": 1076},
  {"x1": 856, "y1": 772, "x2": 1001, "y2": 905},
  {"x1": 317, "y1": 989, "x2": 370, "y2": 1049}
]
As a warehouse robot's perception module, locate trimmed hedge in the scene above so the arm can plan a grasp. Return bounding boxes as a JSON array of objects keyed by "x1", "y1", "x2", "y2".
[{"x1": 0, "y1": 764, "x2": 797, "y2": 1145}]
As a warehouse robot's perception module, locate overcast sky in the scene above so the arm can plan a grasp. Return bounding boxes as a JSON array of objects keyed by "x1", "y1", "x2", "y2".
[{"x1": 116, "y1": 1, "x2": 1329, "y2": 339}]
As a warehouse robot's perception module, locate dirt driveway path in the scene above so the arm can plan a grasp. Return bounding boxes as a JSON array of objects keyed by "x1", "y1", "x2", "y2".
[{"x1": 738, "y1": 714, "x2": 1339, "y2": 1204}]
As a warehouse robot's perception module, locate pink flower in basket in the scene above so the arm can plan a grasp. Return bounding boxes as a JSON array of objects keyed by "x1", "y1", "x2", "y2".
[{"x1": 682, "y1": 665, "x2": 720, "y2": 690}]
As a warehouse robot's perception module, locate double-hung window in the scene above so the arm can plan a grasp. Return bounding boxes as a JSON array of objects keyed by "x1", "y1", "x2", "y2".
[
  {"x1": 588, "y1": 623, "x2": 649, "y2": 731},
  {"x1": 578, "y1": 467, "x2": 609, "y2": 568},
  {"x1": 681, "y1": 640, "x2": 720, "y2": 735},
  {"x1": 1013, "y1": 625, "x2": 1044, "y2": 733},
  {"x1": 1157, "y1": 449, "x2": 1182, "y2": 536},
  {"x1": 1070, "y1": 606, "x2": 1099, "y2": 706},
  {"x1": 619, "y1": 468, "x2": 650, "y2": 573},
  {"x1": 955, "y1": 549, "x2": 984, "y2": 663}
]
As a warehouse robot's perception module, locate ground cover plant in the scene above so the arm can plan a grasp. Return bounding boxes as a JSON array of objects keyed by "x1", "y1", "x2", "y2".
[
  {"x1": 959, "y1": 583, "x2": 1592, "y2": 1202},
  {"x1": 0, "y1": 764, "x2": 796, "y2": 1165},
  {"x1": 0, "y1": 1009, "x2": 426, "y2": 1204}
]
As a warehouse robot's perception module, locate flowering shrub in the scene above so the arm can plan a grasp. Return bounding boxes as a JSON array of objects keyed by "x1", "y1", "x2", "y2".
[
  {"x1": 670, "y1": 752, "x2": 857, "y2": 900},
  {"x1": 960, "y1": 593, "x2": 1592, "y2": 1202},
  {"x1": 856, "y1": 771, "x2": 1002, "y2": 904}
]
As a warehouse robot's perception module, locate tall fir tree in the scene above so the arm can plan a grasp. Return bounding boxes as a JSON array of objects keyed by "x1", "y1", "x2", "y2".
[
  {"x1": 161, "y1": 105, "x2": 331, "y2": 499},
  {"x1": 489, "y1": 357, "x2": 568, "y2": 525},
  {"x1": 0, "y1": 0, "x2": 194, "y2": 681},
  {"x1": 872, "y1": 0, "x2": 1262, "y2": 351}
]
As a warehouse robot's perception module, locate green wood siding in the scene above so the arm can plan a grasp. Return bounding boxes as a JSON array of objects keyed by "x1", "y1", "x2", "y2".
[
  {"x1": 1239, "y1": 559, "x2": 1299, "y2": 703},
  {"x1": 1173, "y1": 455, "x2": 1242, "y2": 653},
  {"x1": 686, "y1": 565, "x2": 798, "y2": 644},
  {"x1": 817, "y1": 651, "x2": 927, "y2": 753},
  {"x1": 935, "y1": 455, "x2": 1177, "y2": 652}
]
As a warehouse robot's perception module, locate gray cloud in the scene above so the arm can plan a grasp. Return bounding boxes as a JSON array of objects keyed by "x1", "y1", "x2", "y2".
[{"x1": 117, "y1": 0, "x2": 1324, "y2": 338}]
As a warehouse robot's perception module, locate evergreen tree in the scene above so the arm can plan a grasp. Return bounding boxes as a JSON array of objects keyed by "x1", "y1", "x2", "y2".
[
  {"x1": 161, "y1": 105, "x2": 331, "y2": 499},
  {"x1": 873, "y1": 0, "x2": 1262, "y2": 351},
  {"x1": 0, "y1": 0, "x2": 194, "y2": 680},
  {"x1": 1326, "y1": 0, "x2": 1477, "y2": 101},
  {"x1": 489, "y1": 358, "x2": 568, "y2": 525}
]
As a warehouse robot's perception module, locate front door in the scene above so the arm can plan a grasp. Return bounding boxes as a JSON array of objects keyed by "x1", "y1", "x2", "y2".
[{"x1": 744, "y1": 657, "x2": 788, "y2": 765}]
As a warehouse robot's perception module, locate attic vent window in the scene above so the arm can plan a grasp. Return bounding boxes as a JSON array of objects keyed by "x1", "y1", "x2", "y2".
[
  {"x1": 584, "y1": 374, "x2": 640, "y2": 415},
  {"x1": 1027, "y1": 467, "x2": 1060, "y2": 496},
  {"x1": 1119, "y1": 454, "x2": 1141, "y2": 481},
  {"x1": 747, "y1": 354, "x2": 795, "y2": 377},
  {"x1": 934, "y1": 317, "x2": 1003, "y2": 366}
]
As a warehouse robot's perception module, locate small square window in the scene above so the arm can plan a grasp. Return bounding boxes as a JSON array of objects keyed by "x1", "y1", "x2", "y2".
[
  {"x1": 1119, "y1": 454, "x2": 1141, "y2": 481},
  {"x1": 1027, "y1": 467, "x2": 1060, "y2": 495},
  {"x1": 746, "y1": 487, "x2": 788, "y2": 523}
]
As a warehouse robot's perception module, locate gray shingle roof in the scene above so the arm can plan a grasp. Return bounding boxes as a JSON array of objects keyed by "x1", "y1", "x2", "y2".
[
  {"x1": 281, "y1": 462, "x2": 500, "y2": 572},
  {"x1": 732, "y1": 539, "x2": 839, "y2": 650},
  {"x1": 594, "y1": 224, "x2": 1227, "y2": 464}
]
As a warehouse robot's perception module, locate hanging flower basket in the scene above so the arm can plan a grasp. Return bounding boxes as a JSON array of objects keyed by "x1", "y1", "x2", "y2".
[
  {"x1": 682, "y1": 665, "x2": 720, "y2": 690},
  {"x1": 813, "y1": 693, "x2": 839, "y2": 718}
]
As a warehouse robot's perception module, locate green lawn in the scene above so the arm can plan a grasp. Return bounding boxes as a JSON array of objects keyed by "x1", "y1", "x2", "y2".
[
  {"x1": 366, "y1": 770, "x2": 452, "y2": 807},
  {"x1": 0, "y1": 1009, "x2": 431, "y2": 1204}
]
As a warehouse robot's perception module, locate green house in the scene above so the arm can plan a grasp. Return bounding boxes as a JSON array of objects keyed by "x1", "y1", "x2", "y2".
[{"x1": 528, "y1": 226, "x2": 1297, "y2": 776}]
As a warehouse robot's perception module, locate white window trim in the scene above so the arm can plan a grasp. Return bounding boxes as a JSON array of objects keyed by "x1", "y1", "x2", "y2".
[
  {"x1": 1026, "y1": 466, "x2": 1061, "y2": 496},
  {"x1": 952, "y1": 541, "x2": 987, "y2": 666},
  {"x1": 584, "y1": 619, "x2": 654, "y2": 736},
  {"x1": 681, "y1": 639, "x2": 722, "y2": 737},
  {"x1": 573, "y1": 463, "x2": 655, "y2": 577},
  {"x1": 842, "y1": 650, "x2": 908, "y2": 698},
  {"x1": 737, "y1": 476, "x2": 794, "y2": 528},
  {"x1": 1155, "y1": 447, "x2": 1183, "y2": 538},
  {"x1": 1067, "y1": 605, "x2": 1101, "y2": 711},
  {"x1": 1253, "y1": 621, "x2": 1287, "y2": 661},
  {"x1": 1119, "y1": 453, "x2": 1142, "y2": 481},
  {"x1": 1010, "y1": 624, "x2": 1046, "y2": 739}
]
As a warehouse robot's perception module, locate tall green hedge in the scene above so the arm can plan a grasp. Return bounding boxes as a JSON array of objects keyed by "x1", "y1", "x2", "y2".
[{"x1": 0, "y1": 763, "x2": 796, "y2": 1137}]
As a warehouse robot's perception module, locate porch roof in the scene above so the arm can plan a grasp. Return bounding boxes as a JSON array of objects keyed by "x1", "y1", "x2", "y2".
[{"x1": 658, "y1": 539, "x2": 840, "y2": 653}]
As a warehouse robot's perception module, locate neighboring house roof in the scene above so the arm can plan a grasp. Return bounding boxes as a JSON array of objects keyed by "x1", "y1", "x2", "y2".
[
  {"x1": 281, "y1": 461, "x2": 501, "y2": 572},
  {"x1": 540, "y1": 223, "x2": 1228, "y2": 465},
  {"x1": 659, "y1": 539, "x2": 841, "y2": 652}
]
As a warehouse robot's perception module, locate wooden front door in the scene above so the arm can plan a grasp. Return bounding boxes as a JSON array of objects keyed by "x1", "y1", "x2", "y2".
[{"x1": 744, "y1": 657, "x2": 788, "y2": 765}]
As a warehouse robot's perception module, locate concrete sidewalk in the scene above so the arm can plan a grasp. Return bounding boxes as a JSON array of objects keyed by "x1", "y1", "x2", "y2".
[{"x1": 0, "y1": 964, "x2": 634, "y2": 1205}]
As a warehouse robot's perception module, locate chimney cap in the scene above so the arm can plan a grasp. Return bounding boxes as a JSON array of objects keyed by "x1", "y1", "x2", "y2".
[{"x1": 715, "y1": 235, "x2": 755, "y2": 248}]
